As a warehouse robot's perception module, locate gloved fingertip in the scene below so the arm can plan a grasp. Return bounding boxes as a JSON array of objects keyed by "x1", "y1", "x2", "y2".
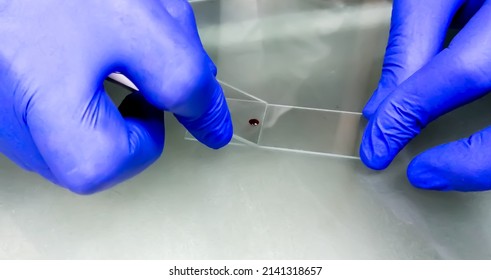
[
  {"x1": 177, "y1": 91, "x2": 233, "y2": 150},
  {"x1": 359, "y1": 121, "x2": 393, "y2": 170},
  {"x1": 407, "y1": 155, "x2": 453, "y2": 191},
  {"x1": 361, "y1": 105, "x2": 376, "y2": 120},
  {"x1": 207, "y1": 118, "x2": 233, "y2": 149},
  {"x1": 362, "y1": 97, "x2": 378, "y2": 121},
  {"x1": 362, "y1": 87, "x2": 389, "y2": 120},
  {"x1": 359, "y1": 150, "x2": 391, "y2": 170},
  {"x1": 199, "y1": 107, "x2": 233, "y2": 150}
]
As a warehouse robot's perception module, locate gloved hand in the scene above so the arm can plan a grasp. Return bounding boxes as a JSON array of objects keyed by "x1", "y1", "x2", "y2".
[
  {"x1": 360, "y1": 0, "x2": 491, "y2": 191},
  {"x1": 0, "y1": 0, "x2": 233, "y2": 194}
]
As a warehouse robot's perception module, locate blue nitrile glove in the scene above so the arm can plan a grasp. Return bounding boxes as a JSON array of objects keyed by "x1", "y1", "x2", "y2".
[
  {"x1": 360, "y1": 0, "x2": 491, "y2": 191},
  {"x1": 0, "y1": 0, "x2": 232, "y2": 194}
]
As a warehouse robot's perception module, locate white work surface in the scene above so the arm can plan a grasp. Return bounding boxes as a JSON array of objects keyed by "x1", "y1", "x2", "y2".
[
  {"x1": 0, "y1": 0, "x2": 490, "y2": 259},
  {"x1": 1, "y1": 101, "x2": 491, "y2": 259}
]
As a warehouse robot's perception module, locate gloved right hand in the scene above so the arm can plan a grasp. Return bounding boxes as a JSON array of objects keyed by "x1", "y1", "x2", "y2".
[
  {"x1": 360, "y1": 0, "x2": 491, "y2": 191},
  {"x1": 0, "y1": 0, "x2": 233, "y2": 194}
]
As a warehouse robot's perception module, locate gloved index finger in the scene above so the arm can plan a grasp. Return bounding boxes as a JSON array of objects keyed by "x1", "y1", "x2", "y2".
[{"x1": 174, "y1": 78, "x2": 233, "y2": 149}]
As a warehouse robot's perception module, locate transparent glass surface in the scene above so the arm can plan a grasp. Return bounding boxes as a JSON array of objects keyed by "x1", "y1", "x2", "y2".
[
  {"x1": 1, "y1": 0, "x2": 491, "y2": 260},
  {"x1": 259, "y1": 105, "x2": 364, "y2": 158},
  {"x1": 186, "y1": 102, "x2": 364, "y2": 158}
]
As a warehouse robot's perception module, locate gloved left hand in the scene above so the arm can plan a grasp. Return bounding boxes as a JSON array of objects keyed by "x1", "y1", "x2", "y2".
[
  {"x1": 0, "y1": 0, "x2": 233, "y2": 194},
  {"x1": 360, "y1": 0, "x2": 491, "y2": 191}
]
